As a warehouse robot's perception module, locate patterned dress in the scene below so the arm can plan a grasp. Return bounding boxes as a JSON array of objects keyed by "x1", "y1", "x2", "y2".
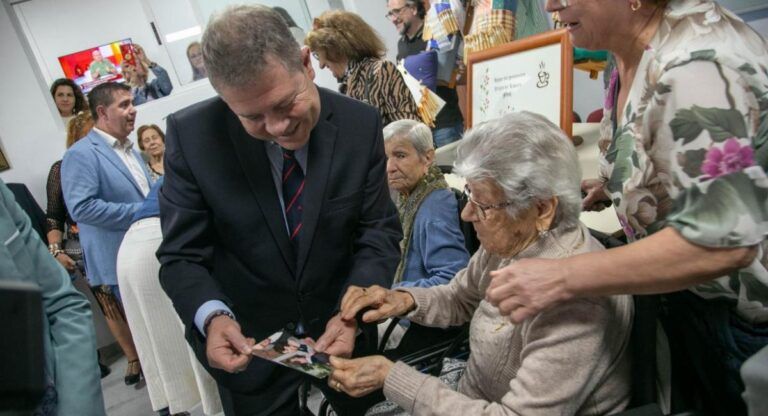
[
  {"x1": 597, "y1": 0, "x2": 768, "y2": 323},
  {"x1": 340, "y1": 57, "x2": 420, "y2": 126}
]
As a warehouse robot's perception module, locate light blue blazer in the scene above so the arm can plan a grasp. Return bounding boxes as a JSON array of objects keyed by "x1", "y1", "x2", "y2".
[
  {"x1": 0, "y1": 179, "x2": 105, "y2": 415},
  {"x1": 61, "y1": 129, "x2": 150, "y2": 286}
]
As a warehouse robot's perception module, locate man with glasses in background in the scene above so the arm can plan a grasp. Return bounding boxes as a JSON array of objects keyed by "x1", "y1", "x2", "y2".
[{"x1": 386, "y1": 0, "x2": 466, "y2": 148}]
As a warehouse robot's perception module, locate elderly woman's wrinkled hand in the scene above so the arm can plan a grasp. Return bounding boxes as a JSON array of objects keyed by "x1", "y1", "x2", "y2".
[
  {"x1": 339, "y1": 285, "x2": 415, "y2": 323},
  {"x1": 328, "y1": 355, "x2": 393, "y2": 398},
  {"x1": 581, "y1": 178, "x2": 611, "y2": 212},
  {"x1": 486, "y1": 258, "x2": 573, "y2": 323}
]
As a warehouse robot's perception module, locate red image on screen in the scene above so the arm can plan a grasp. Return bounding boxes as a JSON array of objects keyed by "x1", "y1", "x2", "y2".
[{"x1": 58, "y1": 39, "x2": 136, "y2": 93}]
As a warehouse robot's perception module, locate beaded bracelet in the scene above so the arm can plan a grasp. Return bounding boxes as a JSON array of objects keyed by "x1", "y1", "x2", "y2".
[{"x1": 203, "y1": 310, "x2": 235, "y2": 335}]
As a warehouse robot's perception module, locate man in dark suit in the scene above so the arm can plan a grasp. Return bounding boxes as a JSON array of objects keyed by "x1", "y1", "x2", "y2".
[{"x1": 157, "y1": 5, "x2": 402, "y2": 415}]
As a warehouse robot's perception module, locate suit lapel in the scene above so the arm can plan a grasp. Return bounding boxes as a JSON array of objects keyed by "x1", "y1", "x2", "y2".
[
  {"x1": 88, "y1": 131, "x2": 145, "y2": 196},
  {"x1": 296, "y1": 92, "x2": 338, "y2": 279},
  {"x1": 225, "y1": 113, "x2": 296, "y2": 275}
]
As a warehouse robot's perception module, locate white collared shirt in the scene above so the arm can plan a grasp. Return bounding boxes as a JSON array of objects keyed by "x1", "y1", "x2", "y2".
[{"x1": 93, "y1": 127, "x2": 150, "y2": 196}]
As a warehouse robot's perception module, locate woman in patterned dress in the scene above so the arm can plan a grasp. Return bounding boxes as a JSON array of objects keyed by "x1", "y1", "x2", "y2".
[
  {"x1": 486, "y1": 1, "x2": 767, "y2": 414},
  {"x1": 305, "y1": 10, "x2": 420, "y2": 125}
]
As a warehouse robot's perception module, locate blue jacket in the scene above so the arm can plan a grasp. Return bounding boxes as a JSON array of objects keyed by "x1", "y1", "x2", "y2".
[
  {"x1": 61, "y1": 129, "x2": 150, "y2": 286},
  {"x1": 132, "y1": 64, "x2": 173, "y2": 105},
  {"x1": 0, "y1": 179, "x2": 105, "y2": 415},
  {"x1": 394, "y1": 188, "x2": 469, "y2": 289}
]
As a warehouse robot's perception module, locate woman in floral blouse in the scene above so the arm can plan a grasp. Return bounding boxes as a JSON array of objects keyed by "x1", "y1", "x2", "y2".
[{"x1": 485, "y1": 0, "x2": 767, "y2": 414}]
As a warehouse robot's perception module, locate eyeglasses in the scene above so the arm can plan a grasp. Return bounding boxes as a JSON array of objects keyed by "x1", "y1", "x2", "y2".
[
  {"x1": 385, "y1": 5, "x2": 411, "y2": 19},
  {"x1": 463, "y1": 185, "x2": 514, "y2": 221}
]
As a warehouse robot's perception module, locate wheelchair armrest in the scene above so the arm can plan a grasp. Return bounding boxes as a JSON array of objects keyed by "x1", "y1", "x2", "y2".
[
  {"x1": 378, "y1": 317, "x2": 402, "y2": 353},
  {"x1": 614, "y1": 404, "x2": 664, "y2": 416},
  {"x1": 613, "y1": 403, "x2": 700, "y2": 416}
]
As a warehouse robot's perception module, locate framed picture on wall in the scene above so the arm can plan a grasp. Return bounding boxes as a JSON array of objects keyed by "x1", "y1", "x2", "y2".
[{"x1": 467, "y1": 29, "x2": 573, "y2": 137}]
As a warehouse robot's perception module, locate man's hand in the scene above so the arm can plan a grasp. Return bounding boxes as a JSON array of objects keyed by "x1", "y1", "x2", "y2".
[
  {"x1": 205, "y1": 315, "x2": 255, "y2": 373},
  {"x1": 339, "y1": 285, "x2": 415, "y2": 323},
  {"x1": 328, "y1": 355, "x2": 393, "y2": 398},
  {"x1": 314, "y1": 314, "x2": 357, "y2": 358}
]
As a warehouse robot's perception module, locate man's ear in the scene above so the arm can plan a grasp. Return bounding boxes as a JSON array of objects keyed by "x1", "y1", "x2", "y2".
[
  {"x1": 95, "y1": 105, "x2": 108, "y2": 122},
  {"x1": 300, "y1": 46, "x2": 316, "y2": 81}
]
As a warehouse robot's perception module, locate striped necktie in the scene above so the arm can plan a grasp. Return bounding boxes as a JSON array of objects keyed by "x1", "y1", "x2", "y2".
[{"x1": 281, "y1": 148, "x2": 304, "y2": 250}]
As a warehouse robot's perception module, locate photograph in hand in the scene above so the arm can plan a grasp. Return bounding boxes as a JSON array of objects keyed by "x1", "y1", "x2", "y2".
[{"x1": 252, "y1": 330, "x2": 332, "y2": 379}]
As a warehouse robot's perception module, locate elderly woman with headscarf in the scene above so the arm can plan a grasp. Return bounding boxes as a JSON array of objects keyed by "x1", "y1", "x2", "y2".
[
  {"x1": 305, "y1": 10, "x2": 420, "y2": 125},
  {"x1": 380, "y1": 119, "x2": 469, "y2": 350},
  {"x1": 384, "y1": 119, "x2": 469, "y2": 290},
  {"x1": 486, "y1": 2, "x2": 767, "y2": 413},
  {"x1": 327, "y1": 112, "x2": 633, "y2": 416}
]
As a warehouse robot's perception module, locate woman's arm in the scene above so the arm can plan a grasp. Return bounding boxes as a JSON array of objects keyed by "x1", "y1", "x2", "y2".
[
  {"x1": 487, "y1": 227, "x2": 756, "y2": 322},
  {"x1": 490, "y1": 57, "x2": 767, "y2": 322},
  {"x1": 340, "y1": 249, "x2": 487, "y2": 327},
  {"x1": 44, "y1": 161, "x2": 76, "y2": 271}
]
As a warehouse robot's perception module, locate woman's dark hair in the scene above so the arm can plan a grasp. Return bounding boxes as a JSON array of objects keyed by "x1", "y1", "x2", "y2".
[{"x1": 49, "y1": 78, "x2": 88, "y2": 115}]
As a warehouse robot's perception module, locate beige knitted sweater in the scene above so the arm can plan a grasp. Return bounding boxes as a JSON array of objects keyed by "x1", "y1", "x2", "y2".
[{"x1": 383, "y1": 224, "x2": 633, "y2": 415}]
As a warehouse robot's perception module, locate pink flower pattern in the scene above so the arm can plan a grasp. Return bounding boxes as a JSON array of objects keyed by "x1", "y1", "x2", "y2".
[
  {"x1": 701, "y1": 138, "x2": 755, "y2": 179},
  {"x1": 604, "y1": 68, "x2": 619, "y2": 111}
]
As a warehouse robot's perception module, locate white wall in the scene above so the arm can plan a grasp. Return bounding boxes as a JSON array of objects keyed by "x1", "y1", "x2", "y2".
[
  {"x1": 0, "y1": 1, "x2": 64, "y2": 206},
  {"x1": 0, "y1": 0, "x2": 341, "y2": 206}
]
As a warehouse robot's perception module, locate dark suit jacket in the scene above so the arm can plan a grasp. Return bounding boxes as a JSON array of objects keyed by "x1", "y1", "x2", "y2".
[{"x1": 157, "y1": 87, "x2": 402, "y2": 392}]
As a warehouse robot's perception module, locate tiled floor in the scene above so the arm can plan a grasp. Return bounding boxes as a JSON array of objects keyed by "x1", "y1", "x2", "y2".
[
  {"x1": 100, "y1": 355, "x2": 324, "y2": 415},
  {"x1": 101, "y1": 355, "x2": 205, "y2": 416}
]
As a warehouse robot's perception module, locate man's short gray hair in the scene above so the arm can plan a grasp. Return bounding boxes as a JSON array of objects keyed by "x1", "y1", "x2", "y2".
[
  {"x1": 453, "y1": 112, "x2": 582, "y2": 230},
  {"x1": 201, "y1": 5, "x2": 303, "y2": 90},
  {"x1": 383, "y1": 119, "x2": 434, "y2": 158}
]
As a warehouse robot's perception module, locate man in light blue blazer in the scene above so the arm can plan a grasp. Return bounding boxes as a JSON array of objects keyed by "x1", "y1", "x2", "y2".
[
  {"x1": 0, "y1": 178, "x2": 106, "y2": 415},
  {"x1": 62, "y1": 82, "x2": 150, "y2": 385}
]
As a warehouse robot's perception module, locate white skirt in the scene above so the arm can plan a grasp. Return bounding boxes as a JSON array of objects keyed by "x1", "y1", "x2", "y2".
[{"x1": 117, "y1": 217, "x2": 222, "y2": 415}]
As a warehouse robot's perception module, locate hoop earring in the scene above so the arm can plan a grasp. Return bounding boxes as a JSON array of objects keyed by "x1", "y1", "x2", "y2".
[{"x1": 631, "y1": 0, "x2": 642, "y2": 11}]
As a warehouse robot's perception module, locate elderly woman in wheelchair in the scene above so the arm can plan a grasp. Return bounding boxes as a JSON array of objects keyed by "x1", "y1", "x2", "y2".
[
  {"x1": 330, "y1": 112, "x2": 634, "y2": 415},
  {"x1": 380, "y1": 119, "x2": 470, "y2": 351}
]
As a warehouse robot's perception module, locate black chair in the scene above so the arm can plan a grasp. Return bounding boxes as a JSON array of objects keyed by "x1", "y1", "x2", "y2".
[
  {"x1": 7, "y1": 183, "x2": 48, "y2": 244},
  {"x1": 590, "y1": 229, "x2": 698, "y2": 416}
]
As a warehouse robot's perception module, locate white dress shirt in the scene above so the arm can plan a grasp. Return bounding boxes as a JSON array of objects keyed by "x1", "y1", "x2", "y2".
[{"x1": 93, "y1": 127, "x2": 150, "y2": 197}]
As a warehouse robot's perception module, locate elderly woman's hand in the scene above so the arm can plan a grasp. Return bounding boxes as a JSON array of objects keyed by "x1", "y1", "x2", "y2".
[
  {"x1": 486, "y1": 258, "x2": 573, "y2": 323},
  {"x1": 339, "y1": 285, "x2": 415, "y2": 323},
  {"x1": 328, "y1": 355, "x2": 393, "y2": 398},
  {"x1": 581, "y1": 179, "x2": 611, "y2": 212}
]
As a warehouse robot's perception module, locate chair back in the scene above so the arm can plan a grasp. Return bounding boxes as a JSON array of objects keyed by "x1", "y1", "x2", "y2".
[
  {"x1": 451, "y1": 187, "x2": 480, "y2": 255},
  {"x1": 589, "y1": 229, "x2": 660, "y2": 408}
]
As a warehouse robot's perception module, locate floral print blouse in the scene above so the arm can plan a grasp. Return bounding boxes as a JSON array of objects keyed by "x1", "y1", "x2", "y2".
[{"x1": 597, "y1": 0, "x2": 768, "y2": 322}]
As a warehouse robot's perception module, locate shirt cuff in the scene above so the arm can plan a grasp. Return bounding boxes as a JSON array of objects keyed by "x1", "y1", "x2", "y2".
[{"x1": 194, "y1": 300, "x2": 234, "y2": 336}]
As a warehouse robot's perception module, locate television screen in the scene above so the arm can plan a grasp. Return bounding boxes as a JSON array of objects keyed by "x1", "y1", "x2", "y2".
[{"x1": 58, "y1": 39, "x2": 136, "y2": 93}]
